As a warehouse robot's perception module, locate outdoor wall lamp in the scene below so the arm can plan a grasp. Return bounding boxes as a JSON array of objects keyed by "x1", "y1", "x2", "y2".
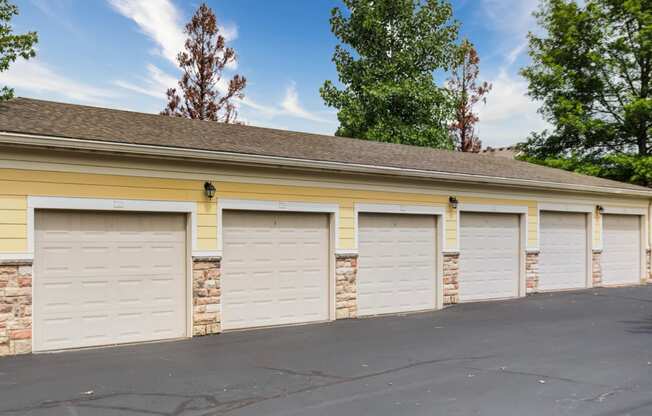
[
  {"x1": 204, "y1": 181, "x2": 216, "y2": 199},
  {"x1": 449, "y1": 196, "x2": 459, "y2": 210},
  {"x1": 596, "y1": 205, "x2": 605, "y2": 214}
]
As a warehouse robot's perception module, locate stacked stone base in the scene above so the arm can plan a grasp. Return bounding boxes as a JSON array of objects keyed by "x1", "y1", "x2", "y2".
[
  {"x1": 192, "y1": 256, "x2": 221, "y2": 336},
  {"x1": 592, "y1": 250, "x2": 603, "y2": 286},
  {"x1": 525, "y1": 251, "x2": 540, "y2": 294},
  {"x1": 443, "y1": 252, "x2": 459, "y2": 304},
  {"x1": 3, "y1": 247, "x2": 648, "y2": 357},
  {"x1": 335, "y1": 254, "x2": 358, "y2": 319},
  {"x1": 0, "y1": 260, "x2": 33, "y2": 356}
]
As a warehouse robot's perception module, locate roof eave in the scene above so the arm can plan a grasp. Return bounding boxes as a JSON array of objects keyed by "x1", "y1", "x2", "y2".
[{"x1": 1, "y1": 132, "x2": 651, "y2": 198}]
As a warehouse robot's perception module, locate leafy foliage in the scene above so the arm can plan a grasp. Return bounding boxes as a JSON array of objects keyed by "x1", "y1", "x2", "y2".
[
  {"x1": 0, "y1": 0, "x2": 37, "y2": 101},
  {"x1": 448, "y1": 39, "x2": 492, "y2": 152},
  {"x1": 520, "y1": 153, "x2": 652, "y2": 187},
  {"x1": 321, "y1": 0, "x2": 459, "y2": 148},
  {"x1": 162, "y1": 3, "x2": 246, "y2": 123},
  {"x1": 520, "y1": 0, "x2": 651, "y2": 158}
]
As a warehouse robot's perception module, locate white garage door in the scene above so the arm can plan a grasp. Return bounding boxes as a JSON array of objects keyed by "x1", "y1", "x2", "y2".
[
  {"x1": 358, "y1": 214, "x2": 437, "y2": 316},
  {"x1": 602, "y1": 214, "x2": 641, "y2": 285},
  {"x1": 459, "y1": 213, "x2": 520, "y2": 302},
  {"x1": 539, "y1": 211, "x2": 587, "y2": 291},
  {"x1": 222, "y1": 211, "x2": 329, "y2": 330},
  {"x1": 34, "y1": 210, "x2": 187, "y2": 352}
]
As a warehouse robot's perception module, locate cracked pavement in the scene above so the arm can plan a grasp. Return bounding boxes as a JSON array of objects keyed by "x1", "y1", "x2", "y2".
[{"x1": 1, "y1": 286, "x2": 652, "y2": 415}]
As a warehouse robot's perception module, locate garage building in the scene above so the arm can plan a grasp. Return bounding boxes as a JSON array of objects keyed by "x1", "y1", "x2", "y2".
[{"x1": 0, "y1": 98, "x2": 650, "y2": 356}]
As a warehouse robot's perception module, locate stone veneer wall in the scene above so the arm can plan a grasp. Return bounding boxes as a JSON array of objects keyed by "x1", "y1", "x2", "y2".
[
  {"x1": 192, "y1": 256, "x2": 221, "y2": 336},
  {"x1": 443, "y1": 252, "x2": 459, "y2": 305},
  {"x1": 525, "y1": 251, "x2": 540, "y2": 294},
  {"x1": 335, "y1": 254, "x2": 357, "y2": 319},
  {"x1": 0, "y1": 260, "x2": 33, "y2": 356},
  {"x1": 592, "y1": 250, "x2": 602, "y2": 286}
]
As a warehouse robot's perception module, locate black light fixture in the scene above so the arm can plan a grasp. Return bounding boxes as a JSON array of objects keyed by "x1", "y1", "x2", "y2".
[
  {"x1": 596, "y1": 205, "x2": 604, "y2": 214},
  {"x1": 449, "y1": 196, "x2": 459, "y2": 210},
  {"x1": 204, "y1": 181, "x2": 216, "y2": 199}
]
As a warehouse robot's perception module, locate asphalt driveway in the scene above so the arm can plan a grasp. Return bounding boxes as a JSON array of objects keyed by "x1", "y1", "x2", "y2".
[{"x1": 1, "y1": 286, "x2": 652, "y2": 416}]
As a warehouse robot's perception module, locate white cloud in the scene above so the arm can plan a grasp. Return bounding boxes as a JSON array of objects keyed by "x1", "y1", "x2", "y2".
[
  {"x1": 479, "y1": 0, "x2": 540, "y2": 66},
  {"x1": 476, "y1": 70, "x2": 548, "y2": 147},
  {"x1": 0, "y1": 58, "x2": 117, "y2": 104},
  {"x1": 505, "y1": 41, "x2": 528, "y2": 66},
  {"x1": 240, "y1": 96, "x2": 281, "y2": 117},
  {"x1": 231, "y1": 83, "x2": 334, "y2": 125},
  {"x1": 108, "y1": 0, "x2": 239, "y2": 68},
  {"x1": 114, "y1": 63, "x2": 178, "y2": 99},
  {"x1": 470, "y1": 0, "x2": 548, "y2": 147},
  {"x1": 481, "y1": 0, "x2": 539, "y2": 37},
  {"x1": 280, "y1": 83, "x2": 332, "y2": 123},
  {"x1": 219, "y1": 21, "x2": 239, "y2": 43},
  {"x1": 107, "y1": 0, "x2": 185, "y2": 65}
]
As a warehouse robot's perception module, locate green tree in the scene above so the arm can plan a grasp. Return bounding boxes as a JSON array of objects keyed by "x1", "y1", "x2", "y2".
[
  {"x1": 521, "y1": 0, "x2": 651, "y2": 159},
  {"x1": 320, "y1": 0, "x2": 459, "y2": 148},
  {"x1": 0, "y1": 0, "x2": 37, "y2": 101}
]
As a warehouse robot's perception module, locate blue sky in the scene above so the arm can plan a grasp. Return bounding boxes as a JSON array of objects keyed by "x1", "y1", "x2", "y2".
[{"x1": 4, "y1": 0, "x2": 548, "y2": 147}]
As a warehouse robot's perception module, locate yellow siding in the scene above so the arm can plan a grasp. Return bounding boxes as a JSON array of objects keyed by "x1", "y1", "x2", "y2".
[
  {"x1": 214, "y1": 181, "x2": 449, "y2": 249},
  {"x1": 445, "y1": 205, "x2": 457, "y2": 248},
  {"x1": 0, "y1": 166, "x2": 647, "y2": 255},
  {"x1": 0, "y1": 195, "x2": 27, "y2": 252},
  {"x1": 0, "y1": 239, "x2": 25, "y2": 252},
  {"x1": 528, "y1": 206, "x2": 538, "y2": 248},
  {"x1": 594, "y1": 211, "x2": 602, "y2": 248},
  {"x1": 0, "y1": 169, "x2": 216, "y2": 252}
]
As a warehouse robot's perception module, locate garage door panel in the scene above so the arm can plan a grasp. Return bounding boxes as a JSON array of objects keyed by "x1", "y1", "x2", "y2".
[
  {"x1": 603, "y1": 214, "x2": 641, "y2": 285},
  {"x1": 222, "y1": 211, "x2": 329, "y2": 330},
  {"x1": 358, "y1": 214, "x2": 437, "y2": 316},
  {"x1": 35, "y1": 211, "x2": 187, "y2": 352},
  {"x1": 459, "y1": 213, "x2": 520, "y2": 302},
  {"x1": 539, "y1": 212, "x2": 588, "y2": 291}
]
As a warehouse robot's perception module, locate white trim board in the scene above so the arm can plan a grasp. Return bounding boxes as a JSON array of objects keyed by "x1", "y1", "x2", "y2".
[
  {"x1": 353, "y1": 203, "x2": 446, "y2": 251},
  {"x1": 597, "y1": 207, "x2": 648, "y2": 252},
  {"x1": 455, "y1": 203, "x2": 530, "y2": 252},
  {"x1": 218, "y1": 198, "x2": 340, "y2": 321},
  {"x1": 355, "y1": 203, "x2": 445, "y2": 216},
  {"x1": 0, "y1": 253, "x2": 35, "y2": 261},
  {"x1": 602, "y1": 206, "x2": 647, "y2": 215},
  {"x1": 537, "y1": 202, "x2": 596, "y2": 255},
  {"x1": 25, "y1": 196, "x2": 204, "y2": 258},
  {"x1": 539, "y1": 203, "x2": 594, "y2": 213},
  {"x1": 459, "y1": 203, "x2": 529, "y2": 214},
  {"x1": 217, "y1": 199, "x2": 340, "y2": 253},
  {"x1": 354, "y1": 202, "x2": 446, "y2": 310}
]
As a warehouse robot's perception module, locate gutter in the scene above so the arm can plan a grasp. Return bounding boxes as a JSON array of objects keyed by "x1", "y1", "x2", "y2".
[{"x1": 1, "y1": 131, "x2": 651, "y2": 198}]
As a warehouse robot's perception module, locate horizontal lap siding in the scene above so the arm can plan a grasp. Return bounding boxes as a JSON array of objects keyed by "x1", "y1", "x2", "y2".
[
  {"x1": 528, "y1": 206, "x2": 538, "y2": 248},
  {"x1": 445, "y1": 205, "x2": 457, "y2": 248},
  {"x1": 215, "y1": 181, "x2": 449, "y2": 250},
  {"x1": 10, "y1": 167, "x2": 646, "y2": 255},
  {"x1": 0, "y1": 169, "x2": 216, "y2": 252},
  {"x1": 594, "y1": 213, "x2": 603, "y2": 249},
  {"x1": 0, "y1": 168, "x2": 454, "y2": 253},
  {"x1": 0, "y1": 195, "x2": 27, "y2": 251}
]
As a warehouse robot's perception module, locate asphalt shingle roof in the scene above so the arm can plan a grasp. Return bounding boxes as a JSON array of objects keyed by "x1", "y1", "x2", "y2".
[{"x1": 0, "y1": 97, "x2": 648, "y2": 194}]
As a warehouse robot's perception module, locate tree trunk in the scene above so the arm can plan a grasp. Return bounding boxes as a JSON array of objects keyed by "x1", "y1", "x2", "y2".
[{"x1": 638, "y1": 128, "x2": 648, "y2": 156}]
